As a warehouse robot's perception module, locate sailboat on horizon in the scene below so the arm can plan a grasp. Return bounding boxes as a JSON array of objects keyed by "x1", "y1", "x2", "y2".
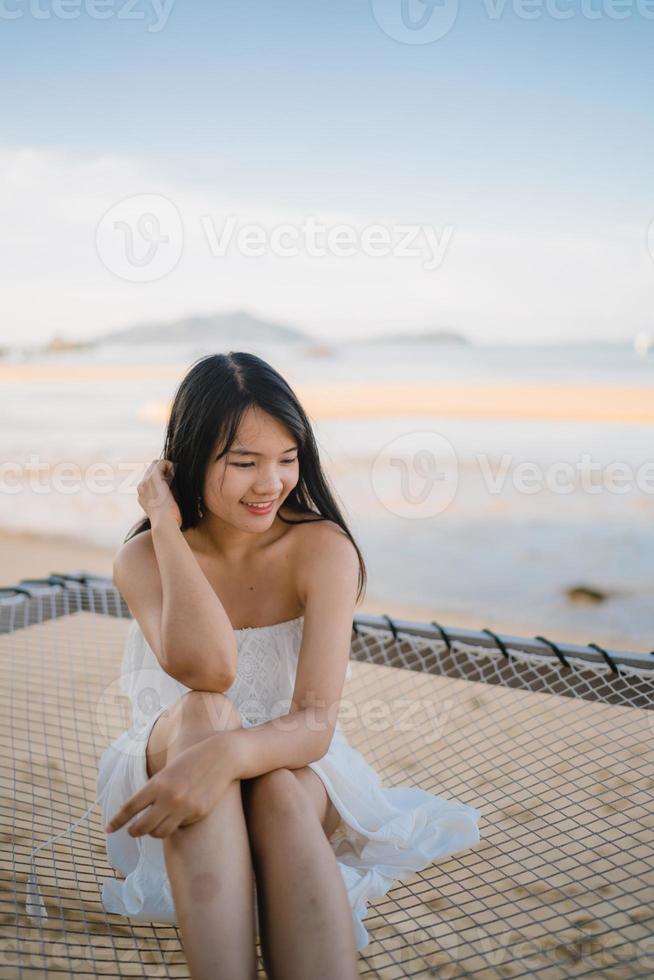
[{"x1": 633, "y1": 329, "x2": 652, "y2": 357}]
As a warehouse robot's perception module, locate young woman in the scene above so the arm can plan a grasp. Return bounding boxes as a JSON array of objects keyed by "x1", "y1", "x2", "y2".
[{"x1": 96, "y1": 351, "x2": 481, "y2": 980}]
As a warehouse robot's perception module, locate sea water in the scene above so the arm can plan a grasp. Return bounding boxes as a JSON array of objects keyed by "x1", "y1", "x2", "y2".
[{"x1": 0, "y1": 340, "x2": 651, "y2": 650}]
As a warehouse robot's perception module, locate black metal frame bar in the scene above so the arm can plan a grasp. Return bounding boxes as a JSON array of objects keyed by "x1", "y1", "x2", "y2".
[{"x1": 0, "y1": 571, "x2": 651, "y2": 674}]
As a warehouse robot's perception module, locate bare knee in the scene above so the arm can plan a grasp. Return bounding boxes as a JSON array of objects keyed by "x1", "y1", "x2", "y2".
[
  {"x1": 147, "y1": 692, "x2": 243, "y2": 776},
  {"x1": 243, "y1": 769, "x2": 309, "y2": 837},
  {"x1": 180, "y1": 690, "x2": 243, "y2": 731},
  {"x1": 163, "y1": 691, "x2": 243, "y2": 758}
]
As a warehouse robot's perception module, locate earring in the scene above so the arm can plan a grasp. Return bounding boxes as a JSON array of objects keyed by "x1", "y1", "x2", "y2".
[{"x1": 197, "y1": 496, "x2": 204, "y2": 519}]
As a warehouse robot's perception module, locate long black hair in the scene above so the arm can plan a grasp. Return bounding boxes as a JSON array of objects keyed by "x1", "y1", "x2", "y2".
[{"x1": 125, "y1": 351, "x2": 367, "y2": 603}]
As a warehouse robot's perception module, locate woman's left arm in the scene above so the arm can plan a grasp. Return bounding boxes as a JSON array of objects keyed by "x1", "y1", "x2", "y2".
[{"x1": 230, "y1": 525, "x2": 360, "y2": 777}]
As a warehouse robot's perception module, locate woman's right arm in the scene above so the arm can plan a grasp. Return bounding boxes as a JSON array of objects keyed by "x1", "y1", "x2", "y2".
[{"x1": 112, "y1": 463, "x2": 238, "y2": 692}]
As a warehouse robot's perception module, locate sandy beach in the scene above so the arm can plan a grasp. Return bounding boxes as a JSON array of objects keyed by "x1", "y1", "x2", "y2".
[
  {"x1": 0, "y1": 528, "x2": 640, "y2": 651},
  {"x1": 1, "y1": 364, "x2": 653, "y2": 423},
  {"x1": 1, "y1": 362, "x2": 650, "y2": 653},
  {"x1": 297, "y1": 381, "x2": 654, "y2": 424}
]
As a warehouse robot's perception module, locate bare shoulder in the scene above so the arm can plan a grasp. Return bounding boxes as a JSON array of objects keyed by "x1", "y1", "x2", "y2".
[
  {"x1": 112, "y1": 528, "x2": 161, "y2": 616},
  {"x1": 113, "y1": 528, "x2": 157, "y2": 587},
  {"x1": 112, "y1": 530, "x2": 164, "y2": 659},
  {"x1": 289, "y1": 511, "x2": 352, "y2": 554},
  {"x1": 291, "y1": 515, "x2": 359, "y2": 604}
]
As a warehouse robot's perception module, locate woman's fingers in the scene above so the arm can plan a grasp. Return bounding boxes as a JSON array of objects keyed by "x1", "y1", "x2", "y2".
[
  {"x1": 105, "y1": 782, "x2": 155, "y2": 832},
  {"x1": 149, "y1": 815, "x2": 181, "y2": 839},
  {"x1": 127, "y1": 803, "x2": 166, "y2": 838}
]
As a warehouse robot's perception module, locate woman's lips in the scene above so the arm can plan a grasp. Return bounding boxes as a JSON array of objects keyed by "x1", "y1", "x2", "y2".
[{"x1": 241, "y1": 501, "x2": 275, "y2": 515}]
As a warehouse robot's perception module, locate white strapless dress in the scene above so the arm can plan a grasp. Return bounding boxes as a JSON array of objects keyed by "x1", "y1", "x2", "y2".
[{"x1": 96, "y1": 615, "x2": 482, "y2": 951}]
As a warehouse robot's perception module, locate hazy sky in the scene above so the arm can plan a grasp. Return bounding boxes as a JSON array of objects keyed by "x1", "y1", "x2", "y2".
[{"x1": 1, "y1": 0, "x2": 653, "y2": 345}]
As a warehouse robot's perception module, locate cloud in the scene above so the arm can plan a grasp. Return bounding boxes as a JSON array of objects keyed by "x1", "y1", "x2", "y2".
[{"x1": 0, "y1": 146, "x2": 651, "y2": 345}]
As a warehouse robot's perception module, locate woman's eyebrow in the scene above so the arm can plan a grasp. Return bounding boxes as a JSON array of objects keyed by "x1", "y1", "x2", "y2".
[{"x1": 228, "y1": 446, "x2": 298, "y2": 457}]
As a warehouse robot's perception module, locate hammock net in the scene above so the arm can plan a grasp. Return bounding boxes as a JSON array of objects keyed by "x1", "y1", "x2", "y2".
[{"x1": 2, "y1": 574, "x2": 653, "y2": 978}]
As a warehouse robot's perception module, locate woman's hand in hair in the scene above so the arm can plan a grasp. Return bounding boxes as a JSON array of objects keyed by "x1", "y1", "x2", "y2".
[{"x1": 137, "y1": 459, "x2": 183, "y2": 529}]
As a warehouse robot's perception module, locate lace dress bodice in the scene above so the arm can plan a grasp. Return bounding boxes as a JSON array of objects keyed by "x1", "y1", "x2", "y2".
[{"x1": 120, "y1": 614, "x2": 352, "y2": 736}]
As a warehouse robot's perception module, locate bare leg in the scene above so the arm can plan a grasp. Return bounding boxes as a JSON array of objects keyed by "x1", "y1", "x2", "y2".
[
  {"x1": 243, "y1": 768, "x2": 359, "y2": 980},
  {"x1": 146, "y1": 691, "x2": 257, "y2": 980}
]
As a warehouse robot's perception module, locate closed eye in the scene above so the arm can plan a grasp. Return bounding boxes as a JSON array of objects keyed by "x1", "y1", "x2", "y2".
[{"x1": 232, "y1": 459, "x2": 298, "y2": 468}]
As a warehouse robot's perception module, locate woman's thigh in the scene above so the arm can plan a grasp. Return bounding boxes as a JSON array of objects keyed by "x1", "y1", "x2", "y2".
[{"x1": 289, "y1": 766, "x2": 342, "y2": 840}]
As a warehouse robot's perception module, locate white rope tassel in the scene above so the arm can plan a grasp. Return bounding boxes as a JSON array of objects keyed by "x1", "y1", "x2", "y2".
[
  {"x1": 26, "y1": 868, "x2": 47, "y2": 921},
  {"x1": 25, "y1": 782, "x2": 111, "y2": 923}
]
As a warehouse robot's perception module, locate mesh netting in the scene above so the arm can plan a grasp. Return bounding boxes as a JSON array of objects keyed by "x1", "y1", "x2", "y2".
[{"x1": 2, "y1": 574, "x2": 653, "y2": 978}]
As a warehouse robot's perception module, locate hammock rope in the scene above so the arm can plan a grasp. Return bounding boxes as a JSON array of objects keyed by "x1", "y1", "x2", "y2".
[{"x1": 3, "y1": 573, "x2": 652, "y2": 978}]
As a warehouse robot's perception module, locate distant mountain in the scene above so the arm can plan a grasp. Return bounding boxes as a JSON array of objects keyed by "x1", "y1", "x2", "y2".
[
  {"x1": 95, "y1": 309, "x2": 310, "y2": 346},
  {"x1": 360, "y1": 329, "x2": 470, "y2": 346}
]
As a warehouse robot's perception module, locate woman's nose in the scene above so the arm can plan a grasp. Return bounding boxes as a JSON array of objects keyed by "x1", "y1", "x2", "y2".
[{"x1": 253, "y1": 481, "x2": 284, "y2": 495}]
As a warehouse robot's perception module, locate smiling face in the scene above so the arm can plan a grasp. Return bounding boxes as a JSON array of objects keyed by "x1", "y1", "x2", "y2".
[{"x1": 202, "y1": 405, "x2": 300, "y2": 528}]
